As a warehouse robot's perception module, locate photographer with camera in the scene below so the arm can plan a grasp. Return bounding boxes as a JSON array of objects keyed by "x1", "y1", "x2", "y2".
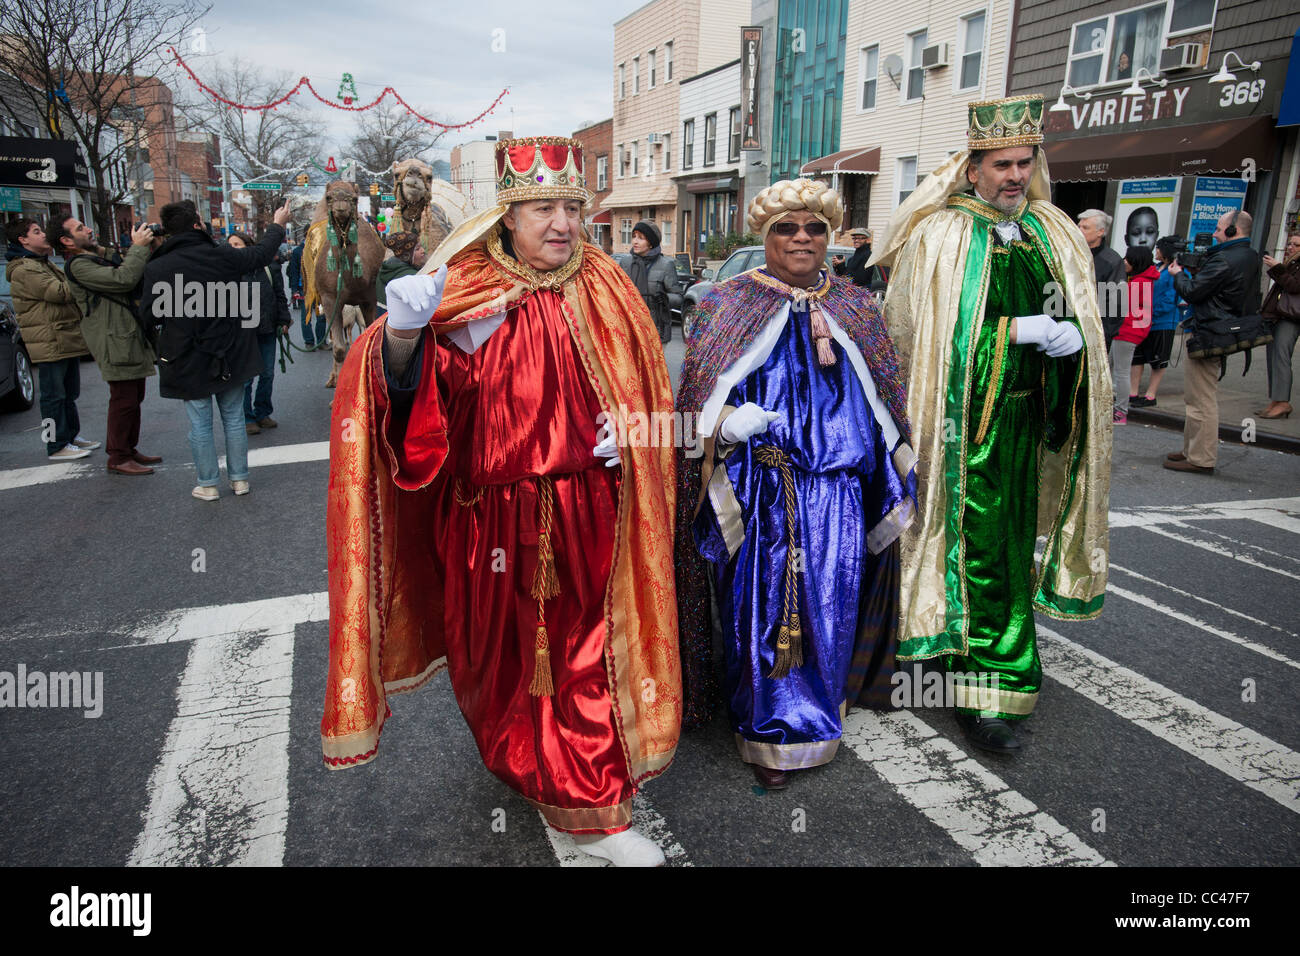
[
  {"x1": 51, "y1": 215, "x2": 163, "y2": 476},
  {"x1": 139, "y1": 199, "x2": 290, "y2": 500},
  {"x1": 1165, "y1": 209, "x2": 1263, "y2": 474}
]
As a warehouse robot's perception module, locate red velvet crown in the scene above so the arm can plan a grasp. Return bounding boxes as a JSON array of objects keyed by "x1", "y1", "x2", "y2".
[{"x1": 494, "y1": 136, "x2": 591, "y2": 204}]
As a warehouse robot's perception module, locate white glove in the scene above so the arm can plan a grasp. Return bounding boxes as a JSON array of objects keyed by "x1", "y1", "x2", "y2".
[
  {"x1": 1043, "y1": 321, "x2": 1084, "y2": 357},
  {"x1": 385, "y1": 266, "x2": 448, "y2": 331},
  {"x1": 719, "y1": 403, "x2": 781, "y2": 445},
  {"x1": 1013, "y1": 313, "x2": 1055, "y2": 349},
  {"x1": 593, "y1": 421, "x2": 621, "y2": 469}
]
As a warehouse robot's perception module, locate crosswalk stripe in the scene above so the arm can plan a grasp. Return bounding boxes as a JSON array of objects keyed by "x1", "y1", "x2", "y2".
[
  {"x1": 1110, "y1": 563, "x2": 1298, "y2": 640},
  {"x1": 1039, "y1": 625, "x2": 1300, "y2": 815},
  {"x1": 842, "y1": 709, "x2": 1112, "y2": 866},
  {"x1": 1134, "y1": 522, "x2": 1300, "y2": 582},
  {"x1": 1106, "y1": 583, "x2": 1300, "y2": 671}
]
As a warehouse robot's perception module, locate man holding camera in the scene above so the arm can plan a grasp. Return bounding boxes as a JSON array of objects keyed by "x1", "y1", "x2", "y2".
[
  {"x1": 1165, "y1": 209, "x2": 1262, "y2": 474},
  {"x1": 52, "y1": 215, "x2": 162, "y2": 475}
]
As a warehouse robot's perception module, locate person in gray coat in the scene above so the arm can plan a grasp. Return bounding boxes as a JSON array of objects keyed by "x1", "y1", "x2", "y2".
[
  {"x1": 620, "y1": 220, "x2": 679, "y2": 344},
  {"x1": 1077, "y1": 208, "x2": 1127, "y2": 350}
]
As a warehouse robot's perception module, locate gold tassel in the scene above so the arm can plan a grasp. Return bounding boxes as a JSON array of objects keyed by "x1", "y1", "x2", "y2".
[
  {"x1": 815, "y1": 337, "x2": 836, "y2": 367},
  {"x1": 529, "y1": 623, "x2": 554, "y2": 696},
  {"x1": 768, "y1": 618, "x2": 804, "y2": 680},
  {"x1": 810, "y1": 305, "x2": 830, "y2": 339},
  {"x1": 810, "y1": 306, "x2": 836, "y2": 367},
  {"x1": 530, "y1": 477, "x2": 560, "y2": 601}
]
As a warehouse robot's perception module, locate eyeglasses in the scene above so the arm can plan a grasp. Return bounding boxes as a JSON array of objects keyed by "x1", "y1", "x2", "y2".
[{"x1": 770, "y1": 220, "x2": 828, "y2": 237}]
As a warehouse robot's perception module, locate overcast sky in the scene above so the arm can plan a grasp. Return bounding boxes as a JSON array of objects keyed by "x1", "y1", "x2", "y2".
[{"x1": 180, "y1": 0, "x2": 648, "y2": 160}]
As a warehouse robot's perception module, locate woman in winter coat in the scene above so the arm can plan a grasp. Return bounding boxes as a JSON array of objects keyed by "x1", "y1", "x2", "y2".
[
  {"x1": 1259, "y1": 232, "x2": 1300, "y2": 419},
  {"x1": 1113, "y1": 244, "x2": 1158, "y2": 424},
  {"x1": 619, "y1": 220, "x2": 679, "y2": 344}
]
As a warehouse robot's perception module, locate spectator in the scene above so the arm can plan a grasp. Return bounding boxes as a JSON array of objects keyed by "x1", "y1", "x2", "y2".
[
  {"x1": 227, "y1": 231, "x2": 292, "y2": 435},
  {"x1": 831, "y1": 227, "x2": 887, "y2": 289},
  {"x1": 1130, "y1": 235, "x2": 1181, "y2": 408},
  {"x1": 1077, "y1": 208, "x2": 1126, "y2": 349},
  {"x1": 375, "y1": 231, "x2": 425, "y2": 313},
  {"x1": 4, "y1": 218, "x2": 99, "y2": 460},
  {"x1": 1111, "y1": 244, "x2": 1157, "y2": 424},
  {"x1": 1259, "y1": 231, "x2": 1300, "y2": 419},
  {"x1": 139, "y1": 199, "x2": 289, "y2": 500},
  {"x1": 1166, "y1": 209, "x2": 1262, "y2": 473},
  {"x1": 619, "y1": 220, "x2": 678, "y2": 344},
  {"x1": 53, "y1": 214, "x2": 163, "y2": 475}
]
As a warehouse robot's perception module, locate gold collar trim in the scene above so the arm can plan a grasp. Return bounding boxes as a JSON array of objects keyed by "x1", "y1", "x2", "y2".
[
  {"x1": 487, "y1": 228, "x2": 584, "y2": 290},
  {"x1": 751, "y1": 268, "x2": 833, "y2": 305},
  {"x1": 947, "y1": 192, "x2": 1030, "y2": 223}
]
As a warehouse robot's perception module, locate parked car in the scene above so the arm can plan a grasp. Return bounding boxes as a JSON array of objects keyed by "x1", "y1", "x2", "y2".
[
  {"x1": 682, "y1": 244, "x2": 855, "y2": 335},
  {"x1": 0, "y1": 296, "x2": 35, "y2": 413}
]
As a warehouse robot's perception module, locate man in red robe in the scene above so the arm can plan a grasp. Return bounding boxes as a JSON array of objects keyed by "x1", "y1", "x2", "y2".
[{"x1": 321, "y1": 136, "x2": 681, "y2": 866}]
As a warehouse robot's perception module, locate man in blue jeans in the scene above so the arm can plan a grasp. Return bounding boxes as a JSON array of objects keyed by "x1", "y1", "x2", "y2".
[{"x1": 227, "y1": 234, "x2": 292, "y2": 434}]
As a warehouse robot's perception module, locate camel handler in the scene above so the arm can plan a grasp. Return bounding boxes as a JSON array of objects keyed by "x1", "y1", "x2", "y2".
[{"x1": 322, "y1": 135, "x2": 681, "y2": 866}]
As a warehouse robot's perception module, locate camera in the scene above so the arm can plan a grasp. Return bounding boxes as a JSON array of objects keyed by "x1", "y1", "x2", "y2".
[
  {"x1": 144, "y1": 223, "x2": 165, "y2": 236},
  {"x1": 1175, "y1": 232, "x2": 1213, "y2": 272}
]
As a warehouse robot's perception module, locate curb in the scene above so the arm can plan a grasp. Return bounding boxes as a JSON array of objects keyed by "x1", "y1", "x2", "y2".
[{"x1": 1127, "y1": 407, "x2": 1300, "y2": 455}]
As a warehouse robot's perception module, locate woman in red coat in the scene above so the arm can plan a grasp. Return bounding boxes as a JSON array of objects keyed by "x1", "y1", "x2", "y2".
[{"x1": 1113, "y1": 244, "x2": 1158, "y2": 424}]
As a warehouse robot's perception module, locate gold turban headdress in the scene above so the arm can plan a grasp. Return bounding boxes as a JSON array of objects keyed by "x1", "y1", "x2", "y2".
[{"x1": 746, "y1": 178, "x2": 844, "y2": 239}]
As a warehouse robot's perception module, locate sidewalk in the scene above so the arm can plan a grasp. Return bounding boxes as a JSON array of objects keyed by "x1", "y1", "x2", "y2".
[{"x1": 1126, "y1": 332, "x2": 1299, "y2": 453}]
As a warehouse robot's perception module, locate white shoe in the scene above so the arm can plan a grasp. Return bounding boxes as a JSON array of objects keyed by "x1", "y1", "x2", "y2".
[
  {"x1": 71, "y1": 435, "x2": 101, "y2": 450},
  {"x1": 49, "y1": 444, "x2": 91, "y2": 461},
  {"x1": 574, "y1": 829, "x2": 665, "y2": 867},
  {"x1": 231, "y1": 480, "x2": 250, "y2": 496},
  {"x1": 192, "y1": 485, "x2": 219, "y2": 501}
]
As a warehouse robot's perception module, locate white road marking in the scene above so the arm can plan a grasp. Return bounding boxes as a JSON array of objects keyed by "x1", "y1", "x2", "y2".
[
  {"x1": 1038, "y1": 625, "x2": 1300, "y2": 815},
  {"x1": 126, "y1": 592, "x2": 326, "y2": 866},
  {"x1": 1109, "y1": 563, "x2": 1298, "y2": 640},
  {"x1": 842, "y1": 709, "x2": 1112, "y2": 866},
  {"x1": 1108, "y1": 497, "x2": 1300, "y2": 528},
  {"x1": 1106, "y1": 583, "x2": 1300, "y2": 671},
  {"x1": 539, "y1": 793, "x2": 691, "y2": 867},
  {"x1": 1135, "y1": 522, "x2": 1300, "y2": 583},
  {"x1": 0, "y1": 460, "x2": 98, "y2": 491}
]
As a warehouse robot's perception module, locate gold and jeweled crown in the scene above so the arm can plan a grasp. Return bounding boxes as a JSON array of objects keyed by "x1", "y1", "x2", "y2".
[
  {"x1": 967, "y1": 94, "x2": 1045, "y2": 150},
  {"x1": 494, "y1": 136, "x2": 591, "y2": 205}
]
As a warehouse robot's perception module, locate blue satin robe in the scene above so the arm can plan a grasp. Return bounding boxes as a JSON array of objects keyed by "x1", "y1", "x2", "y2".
[{"x1": 692, "y1": 306, "x2": 908, "y2": 768}]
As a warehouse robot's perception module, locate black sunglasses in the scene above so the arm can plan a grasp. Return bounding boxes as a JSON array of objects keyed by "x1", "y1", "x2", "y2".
[{"x1": 770, "y1": 220, "x2": 828, "y2": 237}]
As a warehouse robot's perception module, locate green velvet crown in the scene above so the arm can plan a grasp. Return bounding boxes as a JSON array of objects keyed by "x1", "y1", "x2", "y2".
[{"x1": 967, "y1": 95, "x2": 1045, "y2": 150}]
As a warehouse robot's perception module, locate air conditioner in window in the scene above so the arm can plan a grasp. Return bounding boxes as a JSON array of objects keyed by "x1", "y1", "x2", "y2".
[
  {"x1": 647, "y1": 132, "x2": 661, "y2": 144},
  {"x1": 1159, "y1": 42, "x2": 1207, "y2": 73},
  {"x1": 921, "y1": 43, "x2": 949, "y2": 70}
]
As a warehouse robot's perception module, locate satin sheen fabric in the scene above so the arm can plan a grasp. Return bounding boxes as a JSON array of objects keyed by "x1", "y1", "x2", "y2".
[{"x1": 695, "y1": 311, "x2": 907, "y2": 767}]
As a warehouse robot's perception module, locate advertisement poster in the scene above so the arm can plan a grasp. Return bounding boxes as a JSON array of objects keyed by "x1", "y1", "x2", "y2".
[
  {"x1": 1111, "y1": 178, "x2": 1180, "y2": 256},
  {"x1": 1187, "y1": 176, "x2": 1249, "y2": 245}
]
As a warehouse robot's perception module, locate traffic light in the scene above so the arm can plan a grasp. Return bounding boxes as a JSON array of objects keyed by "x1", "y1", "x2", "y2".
[
  {"x1": 296, "y1": 174, "x2": 309, "y2": 187},
  {"x1": 369, "y1": 182, "x2": 379, "y2": 195}
]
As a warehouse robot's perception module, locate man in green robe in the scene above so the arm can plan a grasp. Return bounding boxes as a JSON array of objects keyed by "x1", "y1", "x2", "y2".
[{"x1": 871, "y1": 95, "x2": 1111, "y2": 753}]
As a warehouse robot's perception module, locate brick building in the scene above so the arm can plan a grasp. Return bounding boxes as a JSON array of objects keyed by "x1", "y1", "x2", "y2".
[{"x1": 572, "y1": 118, "x2": 613, "y2": 244}]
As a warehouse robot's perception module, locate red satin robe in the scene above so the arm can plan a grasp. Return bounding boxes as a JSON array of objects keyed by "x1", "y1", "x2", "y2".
[{"x1": 393, "y1": 290, "x2": 632, "y2": 832}]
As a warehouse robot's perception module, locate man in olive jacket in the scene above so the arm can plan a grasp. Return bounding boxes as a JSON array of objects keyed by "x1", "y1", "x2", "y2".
[
  {"x1": 4, "y1": 218, "x2": 97, "y2": 460},
  {"x1": 53, "y1": 215, "x2": 162, "y2": 475}
]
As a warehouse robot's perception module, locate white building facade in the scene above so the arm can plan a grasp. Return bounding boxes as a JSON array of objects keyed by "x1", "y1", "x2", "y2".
[{"x1": 674, "y1": 58, "x2": 745, "y2": 261}]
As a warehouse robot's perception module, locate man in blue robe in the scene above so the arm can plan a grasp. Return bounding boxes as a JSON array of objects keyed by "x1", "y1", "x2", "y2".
[{"x1": 674, "y1": 179, "x2": 916, "y2": 789}]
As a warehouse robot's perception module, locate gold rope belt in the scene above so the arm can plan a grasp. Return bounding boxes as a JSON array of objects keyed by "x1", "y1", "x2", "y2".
[
  {"x1": 752, "y1": 445, "x2": 803, "y2": 679},
  {"x1": 454, "y1": 474, "x2": 560, "y2": 696}
]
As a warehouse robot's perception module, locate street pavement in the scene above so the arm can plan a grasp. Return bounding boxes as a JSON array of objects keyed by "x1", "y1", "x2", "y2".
[{"x1": 1, "y1": 327, "x2": 1297, "y2": 867}]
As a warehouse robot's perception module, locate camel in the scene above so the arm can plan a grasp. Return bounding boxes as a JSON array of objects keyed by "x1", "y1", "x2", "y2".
[
  {"x1": 390, "y1": 157, "x2": 475, "y2": 263},
  {"x1": 301, "y1": 181, "x2": 384, "y2": 387}
]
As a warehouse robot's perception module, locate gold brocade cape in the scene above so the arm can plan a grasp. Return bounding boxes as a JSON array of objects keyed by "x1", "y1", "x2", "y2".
[
  {"x1": 877, "y1": 154, "x2": 1111, "y2": 660},
  {"x1": 321, "y1": 237, "x2": 682, "y2": 782}
]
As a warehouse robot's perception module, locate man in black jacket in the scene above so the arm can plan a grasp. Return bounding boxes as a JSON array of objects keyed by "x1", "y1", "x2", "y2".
[
  {"x1": 832, "y1": 227, "x2": 886, "y2": 289},
  {"x1": 1077, "y1": 209, "x2": 1127, "y2": 350},
  {"x1": 1164, "y1": 209, "x2": 1262, "y2": 474},
  {"x1": 139, "y1": 199, "x2": 289, "y2": 499}
]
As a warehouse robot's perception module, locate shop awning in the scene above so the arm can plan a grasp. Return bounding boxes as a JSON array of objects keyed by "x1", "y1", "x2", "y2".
[
  {"x1": 800, "y1": 146, "x2": 880, "y2": 176},
  {"x1": 589, "y1": 209, "x2": 611, "y2": 225},
  {"x1": 685, "y1": 176, "x2": 740, "y2": 194},
  {"x1": 1045, "y1": 115, "x2": 1277, "y2": 182}
]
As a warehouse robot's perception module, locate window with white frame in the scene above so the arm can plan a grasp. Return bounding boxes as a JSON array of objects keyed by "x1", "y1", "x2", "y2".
[
  {"x1": 904, "y1": 30, "x2": 928, "y2": 101},
  {"x1": 728, "y1": 107, "x2": 741, "y2": 162},
  {"x1": 896, "y1": 155, "x2": 918, "y2": 206},
  {"x1": 662, "y1": 219, "x2": 672, "y2": 248},
  {"x1": 617, "y1": 143, "x2": 626, "y2": 177},
  {"x1": 597, "y1": 155, "x2": 607, "y2": 191},
  {"x1": 633, "y1": 56, "x2": 640, "y2": 93},
  {"x1": 664, "y1": 132, "x2": 672, "y2": 171},
  {"x1": 665, "y1": 41, "x2": 674, "y2": 80},
  {"x1": 958, "y1": 12, "x2": 986, "y2": 91},
  {"x1": 682, "y1": 119, "x2": 694, "y2": 169},
  {"x1": 859, "y1": 44, "x2": 879, "y2": 110},
  {"x1": 632, "y1": 140, "x2": 639, "y2": 176},
  {"x1": 621, "y1": 218, "x2": 633, "y2": 244},
  {"x1": 704, "y1": 113, "x2": 717, "y2": 166},
  {"x1": 649, "y1": 49, "x2": 656, "y2": 88},
  {"x1": 619, "y1": 64, "x2": 626, "y2": 99},
  {"x1": 1067, "y1": 0, "x2": 1215, "y2": 88}
]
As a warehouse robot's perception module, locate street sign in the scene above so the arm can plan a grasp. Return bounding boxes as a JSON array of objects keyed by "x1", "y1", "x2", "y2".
[
  {"x1": 0, "y1": 186, "x2": 20, "y2": 212},
  {"x1": 207, "y1": 185, "x2": 223, "y2": 191},
  {"x1": 380, "y1": 194, "x2": 395, "y2": 202},
  {"x1": 241, "y1": 182, "x2": 282, "y2": 191}
]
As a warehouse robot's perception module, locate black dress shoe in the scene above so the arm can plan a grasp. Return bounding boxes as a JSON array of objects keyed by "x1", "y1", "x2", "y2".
[
  {"x1": 753, "y1": 765, "x2": 789, "y2": 790},
  {"x1": 955, "y1": 710, "x2": 1021, "y2": 753}
]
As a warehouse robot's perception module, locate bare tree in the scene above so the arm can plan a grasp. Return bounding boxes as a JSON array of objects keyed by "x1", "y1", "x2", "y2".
[
  {"x1": 347, "y1": 104, "x2": 446, "y2": 180},
  {"x1": 174, "y1": 57, "x2": 324, "y2": 231},
  {"x1": 0, "y1": 0, "x2": 208, "y2": 239}
]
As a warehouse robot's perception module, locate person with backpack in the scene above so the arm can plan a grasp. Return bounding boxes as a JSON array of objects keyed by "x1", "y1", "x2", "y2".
[
  {"x1": 227, "y1": 232, "x2": 292, "y2": 435},
  {"x1": 50, "y1": 215, "x2": 162, "y2": 475}
]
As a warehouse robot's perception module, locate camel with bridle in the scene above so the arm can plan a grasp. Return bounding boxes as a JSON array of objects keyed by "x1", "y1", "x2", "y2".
[{"x1": 302, "y1": 181, "x2": 384, "y2": 387}]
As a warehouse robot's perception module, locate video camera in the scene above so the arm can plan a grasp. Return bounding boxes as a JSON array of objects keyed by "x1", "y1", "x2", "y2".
[{"x1": 1175, "y1": 232, "x2": 1213, "y2": 272}]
